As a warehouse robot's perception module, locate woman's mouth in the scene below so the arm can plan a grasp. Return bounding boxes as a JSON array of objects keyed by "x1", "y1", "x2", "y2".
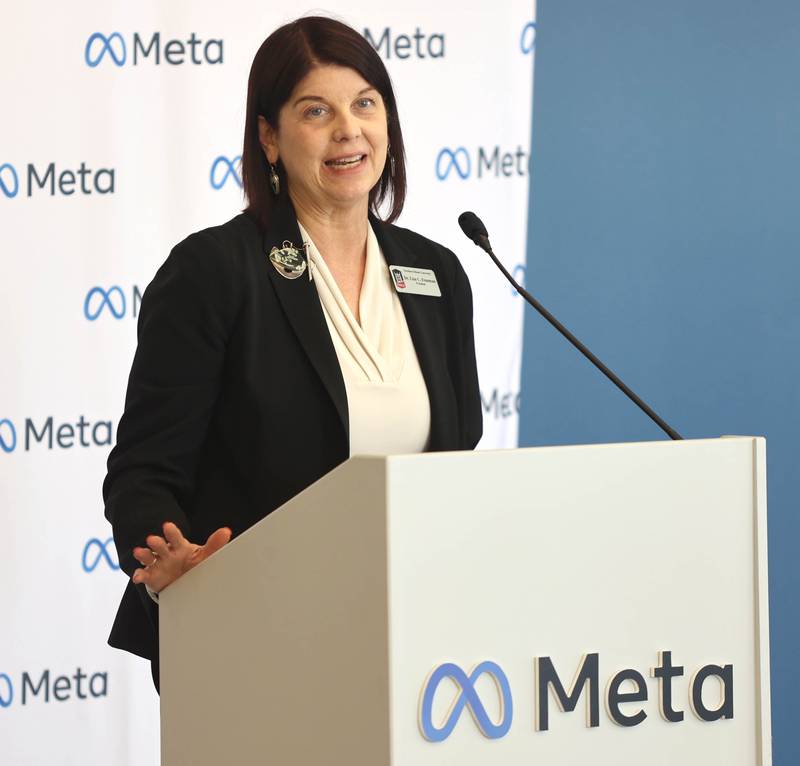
[{"x1": 324, "y1": 154, "x2": 366, "y2": 169}]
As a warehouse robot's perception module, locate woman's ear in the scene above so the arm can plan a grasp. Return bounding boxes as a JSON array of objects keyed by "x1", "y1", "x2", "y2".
[{"x1": 257, "y1": 116, "x2": 279, "y2": 164}]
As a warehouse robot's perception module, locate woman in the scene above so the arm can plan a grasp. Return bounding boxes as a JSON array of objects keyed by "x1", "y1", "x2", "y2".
[{"x1": 103, "y1": 16, "x2": 482, "y2": 688}]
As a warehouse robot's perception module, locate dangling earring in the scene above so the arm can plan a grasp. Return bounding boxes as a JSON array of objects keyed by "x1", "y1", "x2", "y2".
[
  {"x1": 269, "y1": 162, "x2": 280, "y2": 195},
  {"x1": 387, "y1": 143, "x2": 395, "y2": 178}
]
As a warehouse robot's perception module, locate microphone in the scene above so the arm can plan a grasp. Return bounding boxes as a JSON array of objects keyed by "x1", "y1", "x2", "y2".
[
  {"x1": 458, "y1": 211, "x2": 490, "y2": 250},
  {"x1": 458, "y1": 211, "x2": 683, "y2": 440}
]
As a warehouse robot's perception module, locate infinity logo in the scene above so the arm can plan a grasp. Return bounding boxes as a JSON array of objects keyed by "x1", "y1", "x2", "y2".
[
  {"x1": 0, "y1": 673, "x2": 12, "y2": 708},
  {"x1": 0, "y1": 163, "x2": 19, "y2": 198},
  {"x1": 210, "y1": 155, "x2": 242, "y2": 189},
  {"x1": 84, "y1": 286, "x2": 126, "y2": 320},
  {"x1": 82, "y1": 537, "x2": 120, "y2": 572},
  {"x1": 0, "y1": 419, "x2": 16, "y2": 453},
  {"x1": 419, "y1": 661, "x2": 513, "y2": 742},
  {"x1": 436, "y1": 148, "x2": 471, "y2": 180},
  {"x1": 520, "y1": 21, "x2": 537, "y2": 54},
  {"x1": 85, "y1": 32, "x2": 127, "y2": 67}
]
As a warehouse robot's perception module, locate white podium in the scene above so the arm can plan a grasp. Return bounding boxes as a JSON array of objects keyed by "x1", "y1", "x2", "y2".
[{"x1": 160, "y1": 437, "x2": 771, "y2": 765}]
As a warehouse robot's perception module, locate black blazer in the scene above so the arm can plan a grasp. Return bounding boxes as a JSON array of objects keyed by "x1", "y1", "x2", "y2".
[{"x1": 103, "y1": 201, "x2": 482, "y2": 662}]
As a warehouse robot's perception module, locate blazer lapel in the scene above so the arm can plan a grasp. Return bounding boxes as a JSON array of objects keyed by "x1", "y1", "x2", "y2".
[
  {"x1": 370, "y1": 217, "x2": 458, "y2": 451},
  {"x1": 262, "y1": 201, "x2": 349, "y2": 441}
]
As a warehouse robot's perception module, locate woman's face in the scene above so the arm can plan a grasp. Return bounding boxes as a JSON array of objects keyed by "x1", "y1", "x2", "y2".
[{"x1": 259, "y1": 64, "x2": 389, "y2": 215}]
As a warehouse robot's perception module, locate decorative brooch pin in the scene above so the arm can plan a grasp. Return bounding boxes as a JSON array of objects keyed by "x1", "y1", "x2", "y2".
[{"x1": 268, "y1": 240, "x2": 308, "y2": 280}]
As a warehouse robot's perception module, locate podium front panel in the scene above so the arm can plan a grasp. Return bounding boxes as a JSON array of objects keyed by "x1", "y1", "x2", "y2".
[{"x1": 385, "y1": 438, "x2": 769, "y2": 765}]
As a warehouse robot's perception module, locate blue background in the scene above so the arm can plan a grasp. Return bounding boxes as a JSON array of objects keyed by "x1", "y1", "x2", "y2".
[{"x1": 519, "y1": 1, "x2": 799, "y2": 761}]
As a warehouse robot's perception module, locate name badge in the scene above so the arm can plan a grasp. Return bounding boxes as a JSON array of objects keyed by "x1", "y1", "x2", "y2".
[{"x1": 388, "y1": 266, "x2": 441, "y2": 297}]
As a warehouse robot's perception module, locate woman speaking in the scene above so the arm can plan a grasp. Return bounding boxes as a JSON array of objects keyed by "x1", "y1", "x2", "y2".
[{"x1": 103, "y1": 16, "x2": 482, "y2": 688}]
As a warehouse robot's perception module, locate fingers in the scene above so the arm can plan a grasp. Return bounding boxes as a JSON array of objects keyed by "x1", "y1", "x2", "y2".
[
  {"x1": 189, "y1": 527, "x2": 231, "y2": 567},
  {"x1": 162, "y1": 521, "x2": 187, "y2": 548},
  {"x1": 203, "y1": 527, "x2": 232, "y2": 556},
  {"x1": 132, "y1": 565, "x2": 158, "y2": 587},
  {"x1": 132, "y1": 546, "x2": 157, "y2": 567},
  {"x1": 146, "y1": 533, "x2": 171, "y2": 558},
  {"x1": 129, "y1": 523, "x2": 232, "y2": 591}
]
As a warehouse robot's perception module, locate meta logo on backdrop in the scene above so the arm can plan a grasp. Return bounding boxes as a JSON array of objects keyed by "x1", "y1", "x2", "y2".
[
  {"x1": 363, "y1": 27, "x2": 445, "y2": 59},
  {"x1": 0, "y1": 163, "x2": 19, "y2": 198},
  {"x1": 520, "y1": 21, "x2": 536, "y2": 54},
  {"x1": 0, "y1": 668, "x2": 108, "y2": 707},
  {"x1": 0, "y1": 673, "x2": 13, "y2": 708},
  {"x1": 84, "y1": 285, "x2": 142, "y2": 320},
  {"x1": 0, "y1": 160, "x2": 115, "y2": 198},
  {"x1": 436, "y1": 146, "x2": 529, "y2": 180},
  {"x1": 82, "y1": 537, "x2": 120, "y2": 573},
  {"x1": 419, "y1": 651, "x2": 734, "y2": 742},
  {"x1": 210, "y1": 155, "x2": 242, "y2": 190},
  {"x1": 0, "y1": 417, "x2": 114, "y2": 453},
  {"x1": 481, "y1": 389, "x2": 521, "y2": 421},
  {"x1": 84, "y1": 31, "x2": 223, "y2": 67},
  {"x1": 0, "y1": 419, "x2": 17, "y2": 453}
]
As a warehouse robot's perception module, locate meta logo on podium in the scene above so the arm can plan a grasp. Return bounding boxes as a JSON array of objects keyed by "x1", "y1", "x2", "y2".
[
  {"x1": 419, "y1": 652, "x2": 734, "y2": 742},
  {"x1": 420, "y1": 661, "x2": 513, "y2": 742},
  {"x1": 84, "y1": 32, "x2": 223, "y2": 67}
]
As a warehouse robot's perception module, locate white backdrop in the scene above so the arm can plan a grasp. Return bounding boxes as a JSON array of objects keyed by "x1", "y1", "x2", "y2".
[{"x1": 0, "y1": 2, "x2": 536, "y2": 763}]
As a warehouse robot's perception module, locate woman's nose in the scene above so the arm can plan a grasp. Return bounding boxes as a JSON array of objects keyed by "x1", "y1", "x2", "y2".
[{"x1": 332, "y1": 112, "x2": 361, "y2": 142}]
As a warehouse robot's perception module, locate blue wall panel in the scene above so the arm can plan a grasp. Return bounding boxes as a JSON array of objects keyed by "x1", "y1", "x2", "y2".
[{"x1": 520, "y1": 1, "x2": 799, "y2": 761}]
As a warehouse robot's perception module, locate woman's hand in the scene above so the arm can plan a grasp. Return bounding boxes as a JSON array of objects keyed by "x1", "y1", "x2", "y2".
[{"x1": 131, "y1": 521, "x2": 232, "y2": 594}]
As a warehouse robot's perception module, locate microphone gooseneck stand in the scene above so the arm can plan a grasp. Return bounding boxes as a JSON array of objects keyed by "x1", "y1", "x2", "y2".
[{"x1": 458, "y1": 211, "x2": 683, "y2": 441}]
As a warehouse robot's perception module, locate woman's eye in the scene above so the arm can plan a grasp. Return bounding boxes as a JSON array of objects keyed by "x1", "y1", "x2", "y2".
[
  {"x1": 356, "y1": 98, "x2": 375, "y2": 109},
  {"x1": 305, "y1": 105, "x2": 327, "y2": 118}
]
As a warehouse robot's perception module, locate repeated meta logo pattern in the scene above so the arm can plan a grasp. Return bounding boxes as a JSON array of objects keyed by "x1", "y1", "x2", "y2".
[
  {"x1": 0, "y1": 417, "x2": 114, "y2": 453},
  {"x1": 432, "y1": 20, "x2": 534, "y2": 182},
  {"x1": 0, "y1": 419, "x2": 17, "y2": 453},
  {"x1": 84, "y1": 285, "x2": 141, "y2": 320},
  {"x1": 0, "y1": 163, "x2": 19, "y2": 198},
  {"x1": 363, "y1": 27, "x2": 445, "y2": 59},
  {"x1": 82, "y1": 537, "x2": 120, "y2": 572},
  {"x1": 84, "y1": 31, "x2": 224, "y2": 67},
  {"x1": 0, "y1": 668, "x2": 108, "y2": 708},
  {"x1": 420, "y1": 661, "x2": 513, "y2": 742},
  {"x1": 0, "y1": 161, "x2": 115, "y2": 198},
  {"x1": 437, "y1": 148, "x2": 471, "y2": 180},
  {"x1": 85, "y1": 32, "x2": 126, "y2": 66},
  {"x1": 0, "y1": 673, "x2": 13, "y2": 708},
  {"x1": 436, "y1": 146, "x2": 529, "y2": 181},
  {"x1": 210, "y1": 155, "x2": 242, "y2": 190},
  {"x1": 521, "y1": 21, "x2": 536, "y2": 54}
]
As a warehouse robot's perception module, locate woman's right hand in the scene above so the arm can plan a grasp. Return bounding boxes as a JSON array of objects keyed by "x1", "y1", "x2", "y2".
[{"x1": 131, "y1": 521, "x2": 232, "y2": 594}]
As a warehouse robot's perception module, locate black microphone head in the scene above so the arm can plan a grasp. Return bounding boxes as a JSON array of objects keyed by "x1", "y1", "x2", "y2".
[{"x1": 458, "y1": 211, "x2": 489, "y2": 246}]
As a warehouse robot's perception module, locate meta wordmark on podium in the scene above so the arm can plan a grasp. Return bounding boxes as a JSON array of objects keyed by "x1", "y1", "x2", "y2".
[{"x1": 419, "y1": 651, "x2": 733, "y2": 742}]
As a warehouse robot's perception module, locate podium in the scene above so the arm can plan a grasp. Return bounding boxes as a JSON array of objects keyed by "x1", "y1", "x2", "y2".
[{"x1": 160, "y1": 437, "x2": 771, "y2": 765}]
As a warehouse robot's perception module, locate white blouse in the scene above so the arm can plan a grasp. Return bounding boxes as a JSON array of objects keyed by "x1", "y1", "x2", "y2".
[{"x1": 298, "y1": 222, "x2": 431, "y2": 456}]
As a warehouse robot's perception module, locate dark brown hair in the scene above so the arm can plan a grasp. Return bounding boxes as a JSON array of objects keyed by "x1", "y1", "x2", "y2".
[{"x1": 241, "y1": 16, "x2": 407, "y2": 230}]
